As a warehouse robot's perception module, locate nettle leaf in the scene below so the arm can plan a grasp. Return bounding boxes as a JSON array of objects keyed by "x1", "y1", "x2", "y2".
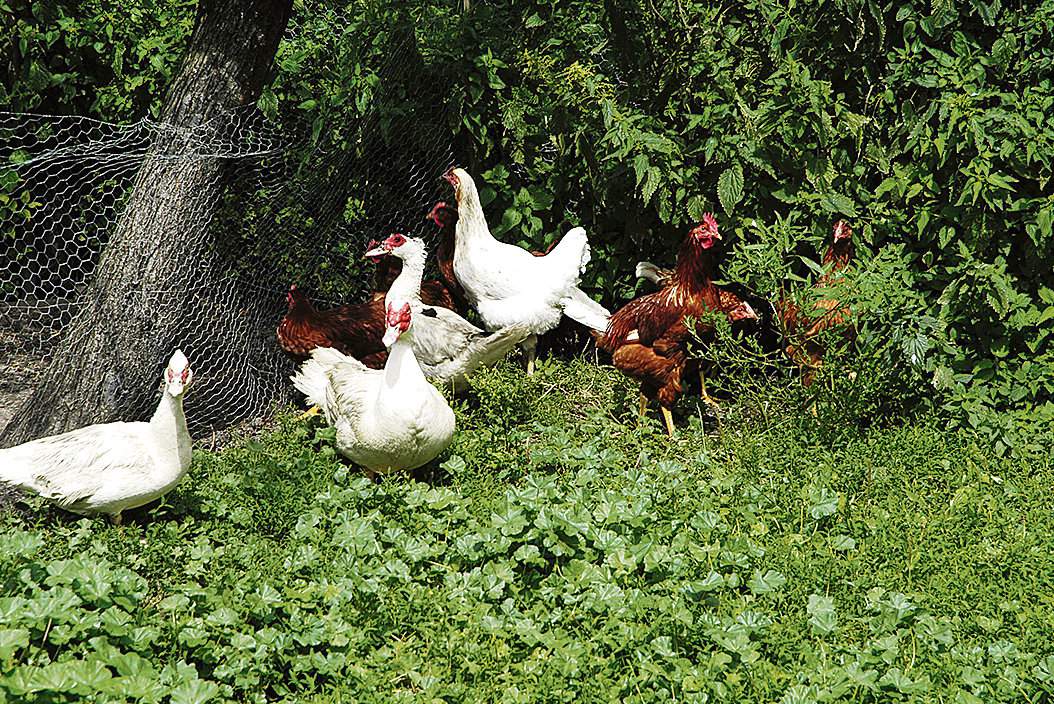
[
  {"x1": 820, "y1": 192, "x2": 857, "y2": 217},
  {"x1": 641, "y1": 166, "x2": 662, "y2": 204},
  {"x1": 807, "y1": 594, "x2": 838, "y2": 635},
  {"x1": 718, "y1": 163, "x2": 744, "y2": 215}
]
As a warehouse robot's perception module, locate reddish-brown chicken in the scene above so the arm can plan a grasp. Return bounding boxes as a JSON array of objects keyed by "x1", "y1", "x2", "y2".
[
  {"x1": 778, "y1": 220, "x2": 856, "y2": 385},
  {"x1": 364, "y1": 236, "x2": 460, "y2": 312},
  {"x1": 427, "y1": 202, "x2": 471, "y2": 312},
  {"x1": 276, "y1": 285, "x2": 388, "y2": 368},
  {"x1": 598, "y1": 215, "x2": 759, "y2": 435}
]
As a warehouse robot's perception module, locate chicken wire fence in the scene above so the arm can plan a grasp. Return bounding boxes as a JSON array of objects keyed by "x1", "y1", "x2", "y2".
[{"x1": 0, "y1": 30, "x2": 454, "y2": 439}]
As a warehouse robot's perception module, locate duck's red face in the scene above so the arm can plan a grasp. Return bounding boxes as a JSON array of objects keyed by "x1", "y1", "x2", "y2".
[
  {"x1": 690, "y1": 213, "x2": 721, "y2": 249},
  {"x1": 382, "y1": 301, "x2": 412, "y2": 347},
  {"x1": 364, "y1": 233, "x2": 406, "y2": 259}
]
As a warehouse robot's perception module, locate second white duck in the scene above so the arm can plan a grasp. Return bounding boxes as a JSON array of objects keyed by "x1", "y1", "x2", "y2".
[
  {"x1": 291, "y1": 298, "x2": 455, "y2": 477},
  {"x1": 365, "y1": 233, "x2": 530, "y2": 391}
]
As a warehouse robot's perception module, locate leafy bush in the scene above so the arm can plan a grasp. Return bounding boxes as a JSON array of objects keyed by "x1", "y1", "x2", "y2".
[{"x1": 7, "y1": 0, "x2": 1053, "y2": 445}]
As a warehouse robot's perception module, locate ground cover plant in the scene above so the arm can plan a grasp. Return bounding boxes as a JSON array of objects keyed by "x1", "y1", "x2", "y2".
[{"x1": 1, "y1": 361, "x2": 1052, "y2": 703}]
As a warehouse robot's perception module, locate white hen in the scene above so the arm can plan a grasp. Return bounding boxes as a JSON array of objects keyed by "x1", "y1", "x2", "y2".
[
  {"x1": 444, "y1": 167, "x2": 610, "y2": 373},
  {"x1": 0, "y1": 350, "x2": 194, "y2": 523},
  {"x1": 365, "y1": 233, "x2": 530, "y2": 391},
  {"x1": 291, "y1": 299, "x2": 455, "y2": 477}
]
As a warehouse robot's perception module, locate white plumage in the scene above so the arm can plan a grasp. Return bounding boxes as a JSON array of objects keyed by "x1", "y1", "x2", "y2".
[
  {"x1": 0, "y1": 350, "x2": 194, "y2": 522},
  {"x1": 367, "y1": 234, "x2": 530, "y2": 391},
  {"x1": 291, "y1": 302, "x2": 455, "y2": 475},
  {"x1": 445, "y1": 167, "x2": 610, "y2": 369}
]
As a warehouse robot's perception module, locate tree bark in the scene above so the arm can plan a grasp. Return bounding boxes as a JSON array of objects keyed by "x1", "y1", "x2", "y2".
[{"x1": 1, "y1": 0, "x2": 292, "y2": 445}]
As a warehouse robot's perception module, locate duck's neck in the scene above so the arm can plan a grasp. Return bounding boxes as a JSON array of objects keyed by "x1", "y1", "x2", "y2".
[
  {"x1": 387, "y1": 250, "x2": 425, "y2": 306},
  {"x1": 382, "y1": 333, "x2": 427, "y2": 392},
  {"x1": 150, "y1": 391, "x2": 191, "y2": 470},
  {"x1": 455, "y1": 187, "x2": 494, "y2": 249}
]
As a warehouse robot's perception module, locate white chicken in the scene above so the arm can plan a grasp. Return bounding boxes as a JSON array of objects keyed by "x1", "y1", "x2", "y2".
[
  {"x1": 365, "y1": 233, "x2": 530, "y2": 391},
  {"x1": 291, "y1": 299, "x2": 455, "y2": 477},
  {"x1": 443, "y1": 167, "x2": 610, "y2": 373},
  {"x1": 0, "y1": 350, "x2": 194, "y2": 523}
]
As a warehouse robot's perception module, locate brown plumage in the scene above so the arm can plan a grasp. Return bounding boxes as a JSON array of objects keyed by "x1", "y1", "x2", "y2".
[
  {"x1": 778, "y1": 220, "x2": 856, "y2": 386},
  {"x1": 276, "y1": 285, "x2": 388, "y2": 367},
  {"x1": 598, "y1": 215, "x2": 759, "y2": 434}
]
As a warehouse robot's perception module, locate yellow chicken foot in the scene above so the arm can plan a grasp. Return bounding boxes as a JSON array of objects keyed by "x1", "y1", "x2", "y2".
[
  {"x1": 698, "y1": 371, "x2": 719, "y2": 407},
  {"x1": 299, "y1": 405, "x2": 321, "y2": 420},
  {"x1": 661, "y1": 407, "x2": 676, "y2": 436}
]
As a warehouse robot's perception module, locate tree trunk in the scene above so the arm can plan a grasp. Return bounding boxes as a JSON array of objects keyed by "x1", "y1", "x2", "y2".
[{"x1": 1, "y1": 0, "x2": 292, "y2": 446}]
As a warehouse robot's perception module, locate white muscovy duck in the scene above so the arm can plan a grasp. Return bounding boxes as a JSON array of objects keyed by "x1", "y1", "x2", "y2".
[
  {"x1": 443, "y1": 167, "x2": 611, "y2": 373},
  {"x1": 364, "y1": 233, "x2": 530, "y2": 391},
  {"x1": 0, "y1": 350, "x2": 194, "y2": 523},
  {"x1": 291, "y1": 299, "x2": 455, "y2": 477}
]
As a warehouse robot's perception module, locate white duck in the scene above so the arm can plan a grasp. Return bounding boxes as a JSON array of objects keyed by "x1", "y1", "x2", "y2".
[
  {"x1": 0, "y1": 350, "x2": 194, "y2": 523},
  {"x1": 364, "y1": 233, "x2": 530, "y2": 391},
  {"x1": 291, "y1": 298, "x2": 455, "y2": 477},
  {"x1": 443, "y1": 167, "x2": 611, "y2": 373}
]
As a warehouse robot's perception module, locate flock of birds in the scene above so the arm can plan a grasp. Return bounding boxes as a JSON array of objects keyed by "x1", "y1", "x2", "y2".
[{"x1": 0, "y1": 167, "x2": 855, "y2": 523}]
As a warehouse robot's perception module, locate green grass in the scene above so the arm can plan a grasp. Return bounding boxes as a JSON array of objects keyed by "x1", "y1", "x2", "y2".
[{"x1": 1, "y1": 360, "x2": 1052, "y2": 703}]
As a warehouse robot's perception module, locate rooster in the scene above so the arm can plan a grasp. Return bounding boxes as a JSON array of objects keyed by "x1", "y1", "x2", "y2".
[
  {"x1": 598, "y1": 215, "x2": 759, "y2": 435},
  {"x1": 778, "y1": 220, "x2": 856, "y2": 385},
  {"x1": 444, "y1": 167, "x2": 611, "y2": 373},
  {"x1": 276, "y1": 285, "x2": 388, "y2": 368}
]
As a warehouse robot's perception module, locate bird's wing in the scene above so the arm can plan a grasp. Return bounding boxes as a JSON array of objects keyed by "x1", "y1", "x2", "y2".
[
  {"x1": 560, "y1": 286, "x2": 610, "y2": 332},
  {"x1": 0, "y1": 423, "x2": 146, "y2": 509},
  {"x1": 426, "y1": 324, "x2": 531, "y2": 388}
]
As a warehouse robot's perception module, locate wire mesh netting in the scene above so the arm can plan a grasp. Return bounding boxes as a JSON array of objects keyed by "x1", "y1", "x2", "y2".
[{"x1": 0, "y1": 28, "x2": 454, "y2": 439}]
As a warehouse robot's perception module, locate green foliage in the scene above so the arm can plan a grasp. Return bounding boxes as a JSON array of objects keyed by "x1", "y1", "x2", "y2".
[
  {"x1": 1, "y1": 0, "x2": 195, "y2": 119},
  {"x1": 6, "y1": 0, "x2": 1052, "y2": 444},
  {"x1": 2, "y1": 362, "x2": 1053, "y2": 702}
]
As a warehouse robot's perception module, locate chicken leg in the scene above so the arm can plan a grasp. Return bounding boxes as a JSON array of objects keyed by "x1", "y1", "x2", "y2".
[
  {"x1": 638, "y1": 393, "x2": 649, "y2": 419},
  {"x1": 660, "y1": 407, "x2": 676, "y2": 436},
  {"x1": 698, "y1": 370, "x2": 719, "y2": 407},
  {"x1": 522, "y1": 334, "x2": 538, "y2": 375},
  {"x1": 299, "y1": 406, "x2": 321, "y2": 420}
]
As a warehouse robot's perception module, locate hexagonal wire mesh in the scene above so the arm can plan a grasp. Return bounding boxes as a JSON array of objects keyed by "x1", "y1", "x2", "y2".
[{"x1": 0, "y1": 31, "x2": 454, "y2": 439}]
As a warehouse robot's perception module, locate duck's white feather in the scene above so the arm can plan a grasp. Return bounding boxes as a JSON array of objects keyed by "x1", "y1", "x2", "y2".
[
  {"x1": 292, "y1": 338, "x2": 455, "y2": 474},
  {"x1": 383, "y1": 237, "x2": 530, "y2": 389}
]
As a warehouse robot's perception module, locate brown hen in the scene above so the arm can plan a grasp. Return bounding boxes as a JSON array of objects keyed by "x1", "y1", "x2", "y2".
[
  {"x1": 598, "y1": 215, "x2": 759, "y2": 435},
  {"x1": 276, "y1": 285, "x2": 388, "y2": 368},
  {"x1": 778, "y1": 220, "x2": 856, "y2": 386}
]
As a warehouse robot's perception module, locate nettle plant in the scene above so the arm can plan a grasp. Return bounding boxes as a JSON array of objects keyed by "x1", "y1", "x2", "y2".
[{"x1": 436, "y1": 0, "x2": 1054, "y2": 451}]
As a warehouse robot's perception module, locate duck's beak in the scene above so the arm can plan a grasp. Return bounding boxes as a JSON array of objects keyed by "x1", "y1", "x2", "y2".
[{"x1": 364, "y1": 244, "x2": 388, "y2": 259}]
